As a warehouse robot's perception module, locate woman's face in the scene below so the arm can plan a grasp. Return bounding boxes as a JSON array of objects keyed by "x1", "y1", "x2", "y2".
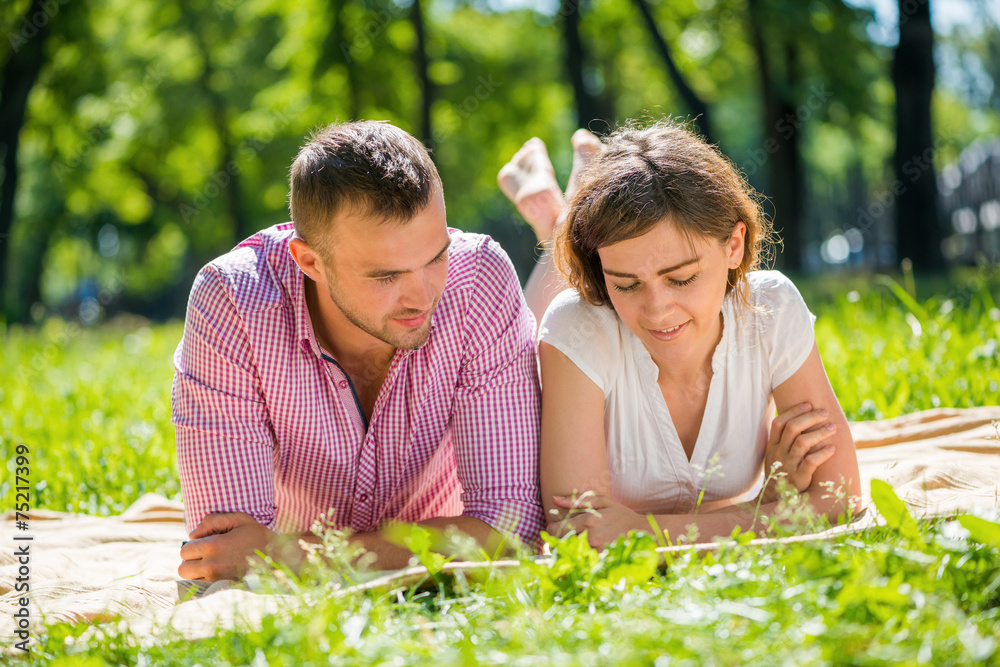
[{"x1": 597, "y1": 218, "x2": 745, "y2": 373}]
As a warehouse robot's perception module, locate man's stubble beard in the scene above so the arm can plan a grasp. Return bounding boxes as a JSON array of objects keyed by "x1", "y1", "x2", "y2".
[{"x1": 323, "y1": 278, "x2": 435, "y2": 351}]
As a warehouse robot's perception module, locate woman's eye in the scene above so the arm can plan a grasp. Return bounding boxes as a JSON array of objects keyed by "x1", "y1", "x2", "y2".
[
  {"x1": 613, "y1": 282, "x2": 639, "y2": 293},
  {"x1": 670, "y1": 274, "x2": 698, "y2": 287}
]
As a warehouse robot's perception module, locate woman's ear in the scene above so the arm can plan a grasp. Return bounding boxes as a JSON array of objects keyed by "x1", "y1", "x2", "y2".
[{"x1": 726, "y1": 220, "x2": 747, "y2": 269}]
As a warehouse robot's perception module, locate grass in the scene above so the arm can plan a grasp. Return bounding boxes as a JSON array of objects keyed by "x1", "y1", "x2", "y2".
[
  {"x1": 2, "y1": 270, "x2": 999, "y2": 664},
  {"x1": 1, "y1": 319, "x2": 182, "y2": 514},
  {"x1": 806, "y1": 268, "x2": 1000, "y2": 419},
  {"x1": 27, "y1": 504, "x2": 1000, "y2": 665}
]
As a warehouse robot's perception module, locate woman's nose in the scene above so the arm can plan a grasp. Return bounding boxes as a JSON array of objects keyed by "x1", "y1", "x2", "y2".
[{"x1": 643, "y1": 284, "x2": 675, "y2": 319}]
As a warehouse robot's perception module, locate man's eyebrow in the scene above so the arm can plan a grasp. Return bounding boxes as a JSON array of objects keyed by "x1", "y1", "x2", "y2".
[
  {"x1": 363, "y1": 239, "x2": 452, "y2": 278},
  {"x1": 602, "y1": 256, "x2": 700, "y2": 279}
]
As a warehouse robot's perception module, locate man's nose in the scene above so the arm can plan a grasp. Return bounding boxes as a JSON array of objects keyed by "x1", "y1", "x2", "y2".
[{"x1": 402, "y1": 270, "x2": 436, "y2": 310}]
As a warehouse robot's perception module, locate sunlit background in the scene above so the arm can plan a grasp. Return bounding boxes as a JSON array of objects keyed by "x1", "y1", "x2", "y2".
[{"x1": 0, "y1": 0, "x2": 997, "y2": 325}]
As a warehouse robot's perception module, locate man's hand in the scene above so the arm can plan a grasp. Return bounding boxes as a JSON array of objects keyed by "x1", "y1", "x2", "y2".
[
  {"x1": 760, "y1": 402, "x2": 838, "y2": 504},
  {"x1": 178, "y1": 512, "x2": 294, "y2": 582},
  {"x1": 546, "y1": 493, "x2": 646, "y2": 549}
]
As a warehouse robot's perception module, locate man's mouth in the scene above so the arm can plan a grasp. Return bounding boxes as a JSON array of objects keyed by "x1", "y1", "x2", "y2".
[{"x1": 393, "y1": 312, "x2": 429, "y2": 328}]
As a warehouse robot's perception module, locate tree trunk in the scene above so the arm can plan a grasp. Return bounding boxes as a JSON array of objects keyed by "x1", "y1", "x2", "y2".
[
  {"x1": 893, "y1": 0, "x2": 944, "y2": 270},
  {"x1": 332, "y1": 0, "x2": 361, "y2": 120},
  {"x1": 16, "y1": 212, "x2": 59, "y2": 323},
  {"x1": 745, "y1": 0, "x2": 805, "y2": 271},
  {"x1": 0, "y1": 0, "x2": 53, "y2": 320},
  {"x1": 410, "y1": 0, "x2": 434, "y2": 151},
  {"x1": 560, "y1": 0, "x2": 612, "y2": 131},
  {"x1": 631, "y1": 0, "x2": 715, "y2": 145}
]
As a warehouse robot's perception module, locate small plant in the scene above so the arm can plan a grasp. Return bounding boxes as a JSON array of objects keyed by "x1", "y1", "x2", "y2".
[{"x1": 531, "y1": 530, "x2": 660, "y2": 605}]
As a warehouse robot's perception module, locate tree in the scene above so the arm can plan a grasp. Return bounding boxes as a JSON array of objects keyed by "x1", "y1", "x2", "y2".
[
  {"x1": 893, "y1": 0, "x2": 944, "y2": 270},
  {"x1": 745, "y1": 0, "x2": 806, "y2": 271},
  {"x1": 560, "y1": 0, "x2": 615, "y2": 131},
  {"x1": 631, "y1": 0, "x2": 715, "y2": 144},
  {"x1": 410, "y1": 0, "x2": 435, "y2": 150},
  {"x1": 0, "y1": 0, "x2": 54, "y2": 320}
]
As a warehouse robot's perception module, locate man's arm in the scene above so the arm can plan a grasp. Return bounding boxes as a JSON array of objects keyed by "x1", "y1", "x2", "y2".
[
  {"x1": 449, "y1": 238, "x2": 546, "y2": 549},
  {"x1": 179, "y1": 513, "x2": 501, "y2": 581},
  {"x1": 174, "y1": 266, "x2": 281, "y2": 578}
]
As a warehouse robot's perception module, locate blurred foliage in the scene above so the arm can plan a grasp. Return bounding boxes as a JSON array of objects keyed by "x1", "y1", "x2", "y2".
[{"x1": 0, "y1": 0, "x2": 999, "y2": 323}]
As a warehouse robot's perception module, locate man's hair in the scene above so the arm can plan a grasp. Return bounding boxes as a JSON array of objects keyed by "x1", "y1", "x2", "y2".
[
  {"x1": 554, "y1": 119, "x2": 775, "y2": 309},
  {"x1": 288, "y1": 120, "x2": 442, "y2": 256}
]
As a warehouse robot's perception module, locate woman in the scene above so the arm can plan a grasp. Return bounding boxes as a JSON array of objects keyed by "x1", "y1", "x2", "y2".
[{"x1": 499, "y1": 121, "x2": 862, "y2": 547}]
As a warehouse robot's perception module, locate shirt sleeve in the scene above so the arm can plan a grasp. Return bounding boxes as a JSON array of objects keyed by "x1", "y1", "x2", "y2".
[
  {"x1": 753, "y1": 271, "x2": 817, "y2": 390},
  {"x1": 449, "y1": 238, "x2": 545, "y2": 548},
  {"x1": 537, "y1": 289, "x2": 619, "y2": 395},
  {"x1": 172, "y1": 265, "x2": 279, "y2": 534}
]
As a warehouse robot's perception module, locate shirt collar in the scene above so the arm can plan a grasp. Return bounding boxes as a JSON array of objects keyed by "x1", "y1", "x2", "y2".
[{"x1": 274, "y1": 229, "x2": 322, "y2": 357}]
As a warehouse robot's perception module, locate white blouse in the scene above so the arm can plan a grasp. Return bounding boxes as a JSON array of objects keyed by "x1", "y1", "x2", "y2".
[{"x1": 538, "y1": 270, "x2": 816, "y2": 514}]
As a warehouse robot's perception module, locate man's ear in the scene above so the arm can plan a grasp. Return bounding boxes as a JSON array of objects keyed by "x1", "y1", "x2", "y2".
[
  {"x1": 289, "y1": 238, "x2": 326, "y2": 284},
  {"x1": 727, "y1": 220, "x2": 747, "y2": 269}
]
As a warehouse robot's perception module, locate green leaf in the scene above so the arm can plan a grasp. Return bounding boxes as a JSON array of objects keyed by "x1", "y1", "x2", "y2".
[
  {"x1": 874, "y1": 274, "x2": 929, "y2": 320},
  {"x1": 870, "y1": 479, "x2": 921, "y2": 541},
  {"x1": 384, "y1": 523, "x2": 451, "y2": 575},
  {"x1": 958, "y1": 515, "x2": 1000, "y2": 549}
]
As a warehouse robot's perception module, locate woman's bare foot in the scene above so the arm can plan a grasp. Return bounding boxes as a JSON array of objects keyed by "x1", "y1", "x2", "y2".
[
  {"x1": 566, "y1": 129, "x2": 603, "y2": 201},
  {"x1": 498, "y1": 138, "x2": 564, "y2": 244}
]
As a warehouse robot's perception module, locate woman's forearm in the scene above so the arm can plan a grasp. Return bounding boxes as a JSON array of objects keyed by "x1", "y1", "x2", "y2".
[{"x1": 648, "y1": 505, "x2": 765, "y2": 543}]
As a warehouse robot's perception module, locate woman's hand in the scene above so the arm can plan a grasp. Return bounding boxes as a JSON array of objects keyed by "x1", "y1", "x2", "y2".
[
  {"x1": 760, "y1": 402, "x2": 838, "y2": 503},
  {"x1": 546, "y1": 493, "x2": 647, "y2": 549}
]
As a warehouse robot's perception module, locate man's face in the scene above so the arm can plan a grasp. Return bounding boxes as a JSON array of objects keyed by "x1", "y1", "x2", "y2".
[{"x1": 319, "y1": 188, "x2": 451, "y2": 350}]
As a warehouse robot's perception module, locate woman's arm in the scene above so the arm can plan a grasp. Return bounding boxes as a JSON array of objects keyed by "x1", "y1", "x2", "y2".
[
  {"x1": 539, "y1": 341, "x2": 613, "y2": 524},
  {"x1": 766, "y1": 342, "x2": 862, "y2": 517},
  {"x1": 550, "y1": 344, "x2": 863, "y2": 547}
]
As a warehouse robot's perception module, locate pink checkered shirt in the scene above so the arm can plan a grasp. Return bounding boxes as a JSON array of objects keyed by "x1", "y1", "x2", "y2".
[{"x1": 172, "y1": 223, "x2": 544, "y2": 547}]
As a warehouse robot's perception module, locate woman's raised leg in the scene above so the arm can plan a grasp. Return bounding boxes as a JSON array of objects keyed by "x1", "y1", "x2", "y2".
[{"x1": 498, "y1": 130, "x2": 602, "y2": 323}]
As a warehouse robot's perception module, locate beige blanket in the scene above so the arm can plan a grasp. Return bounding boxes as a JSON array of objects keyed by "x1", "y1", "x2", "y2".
[{"x1": 3, "y1": 407, "x2": 998, "y2": 645}]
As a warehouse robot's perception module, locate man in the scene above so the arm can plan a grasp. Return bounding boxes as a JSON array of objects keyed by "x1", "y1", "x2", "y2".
[{"x1": 174, "y1": 121, "x2": 544, "y2": 582}]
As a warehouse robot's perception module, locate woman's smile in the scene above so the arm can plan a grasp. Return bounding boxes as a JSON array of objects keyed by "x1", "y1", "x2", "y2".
[{"x1": 647, "y1": 319, "x2": 691, "y2": 341}]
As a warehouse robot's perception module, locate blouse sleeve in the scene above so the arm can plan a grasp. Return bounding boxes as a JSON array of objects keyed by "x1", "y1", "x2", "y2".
[
  {"x1": 537, "y1": 289, "x2": 620, "y2": 395},
  {"x1": 752, "y1": 271, "x2": 817, "y2": 390}
]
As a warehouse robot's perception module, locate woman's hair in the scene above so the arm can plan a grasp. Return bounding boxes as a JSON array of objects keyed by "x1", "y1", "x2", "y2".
[{"x1": 554, "y1": 119, "x2": 776, "y2": 309}]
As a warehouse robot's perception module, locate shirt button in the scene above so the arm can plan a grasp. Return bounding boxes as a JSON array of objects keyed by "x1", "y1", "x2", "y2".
[
  {"x1": 358, "y1": 493, "x2": 369, "y2": 503},
  {"x1": 338, "y1": 380, "x2": 349, "y2": 390}
]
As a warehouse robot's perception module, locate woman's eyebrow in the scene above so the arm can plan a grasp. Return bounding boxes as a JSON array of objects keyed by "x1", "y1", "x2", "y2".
[{"x1": 603, "y1": 256, "x2": 700, "y2": 279}]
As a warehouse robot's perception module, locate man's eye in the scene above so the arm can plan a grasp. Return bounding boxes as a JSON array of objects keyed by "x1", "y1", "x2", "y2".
[
  {"x1": 376, "y1": 275, "x2": 399, "y2": 285},
  {"x1": 613, "y1": 282, "x2": 639, "y2": 293}
]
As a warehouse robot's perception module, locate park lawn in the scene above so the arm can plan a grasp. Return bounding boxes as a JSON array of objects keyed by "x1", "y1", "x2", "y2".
[{"x1": 1, "y1": 271, "x2": 999, "y2": 663}]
